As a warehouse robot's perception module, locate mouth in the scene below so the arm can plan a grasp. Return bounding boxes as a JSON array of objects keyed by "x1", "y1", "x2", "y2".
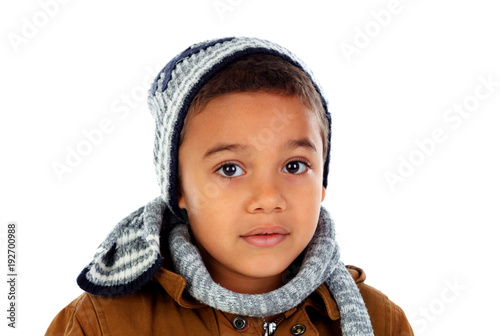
[
  {"x1": 241, "y1": 226, "x2": 289, "y2": 237},
  {"x1": 241, "y1": 226, "x2": 289, "y2": 247}
]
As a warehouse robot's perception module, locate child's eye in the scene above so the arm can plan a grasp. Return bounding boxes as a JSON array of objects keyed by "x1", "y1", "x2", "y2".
[
  {"x1": 216, "y1": 163, "x2": 245, "y2": 178},
  {"x1": 282, "y1": 160, "x2": 309, "y2": 174}
]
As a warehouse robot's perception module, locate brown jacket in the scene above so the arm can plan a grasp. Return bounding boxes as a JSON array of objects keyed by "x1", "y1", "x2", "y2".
[{"x1": 46, "y1": 265, "x2": 413, "y2": 335}]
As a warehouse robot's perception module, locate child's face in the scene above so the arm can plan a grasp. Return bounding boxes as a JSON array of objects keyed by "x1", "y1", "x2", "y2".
[{"x1": 178, "y1": 92, "x2": 325, "y2": 292}]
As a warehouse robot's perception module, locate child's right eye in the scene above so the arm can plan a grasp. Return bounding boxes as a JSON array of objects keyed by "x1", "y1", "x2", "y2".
[{"x1": 216, "y1": 163, "x2": 245, "y2": 178}]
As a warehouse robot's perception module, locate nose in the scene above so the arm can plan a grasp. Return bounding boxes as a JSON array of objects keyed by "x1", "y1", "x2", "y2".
[{"x1": 246, "y1": 175, "x2": 286, "y2": 214}]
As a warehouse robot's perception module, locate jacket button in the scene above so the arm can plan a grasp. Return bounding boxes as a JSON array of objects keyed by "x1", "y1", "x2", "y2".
[
  {"x1": 232, "y1": 316, "x2": 248, "y2": 331},
  {"x1": 291, "y1": 324, "x2": 306, "y2": 335}
]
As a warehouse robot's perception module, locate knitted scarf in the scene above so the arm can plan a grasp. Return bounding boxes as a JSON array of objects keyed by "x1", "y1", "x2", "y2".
[
  {"x1": 77, "y1": 36, "x2": 374, "y2": 335},
  {"x1": 77, "y1": 197, "x2": 374, "y2": 335}
]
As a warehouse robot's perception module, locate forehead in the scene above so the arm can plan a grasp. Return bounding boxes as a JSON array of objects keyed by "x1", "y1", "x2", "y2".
[{"x1": 182, "y1": 92, "x2": 322, "y2": 149}]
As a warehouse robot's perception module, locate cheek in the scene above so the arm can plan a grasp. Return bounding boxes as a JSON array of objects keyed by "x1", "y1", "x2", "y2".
[
  {"x1": 188, "y1": 219, "x2": 208, "y2": 246},
  {"x1": 188, "y1": 210, "x2": 235, "y2": 257},
  {"x1": 286, "y1": 176, "x2": 324, "y2": 201},
  {"x1": 189, "y1": 175, "x2": 241, "y2": 207},
  {"x1": 180, "y1": 168, "x2": 226, "y2": 209}
]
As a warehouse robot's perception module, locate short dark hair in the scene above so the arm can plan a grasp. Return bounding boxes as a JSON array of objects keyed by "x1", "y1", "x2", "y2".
[{"x1": 180, "y1": 54, "x2": 329, "y2": 161}]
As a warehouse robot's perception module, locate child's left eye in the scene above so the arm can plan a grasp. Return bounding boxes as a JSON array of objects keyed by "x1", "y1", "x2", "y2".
[{"x1": 282, "y1": 161, "x2": 309, "y2": 174}]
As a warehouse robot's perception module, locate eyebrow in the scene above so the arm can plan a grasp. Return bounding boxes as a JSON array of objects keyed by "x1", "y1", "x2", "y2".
[
  {"x1": 203, "y1": 138, "x2": 316, "y2": 160},
  {"x1": 203, "y1": 143, "x2": 249, "y2": 159},
  {"x1": 282, "y1": 138, "x2": 317, "y2": 153}
]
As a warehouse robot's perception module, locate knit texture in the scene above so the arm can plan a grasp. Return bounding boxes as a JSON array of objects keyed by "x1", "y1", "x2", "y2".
[
  {"x1": 77, "y1": 197, "x2": 166, "y2": 296},
  {"x1": 148, "y1": 36, "x2": 332, "y2": 220},
  {"x1": 77, "y1": 197, "x2": 374, "y2": 335},
  {"x1": 77, "y1": 37, "x2": 375, "y2": 335}
]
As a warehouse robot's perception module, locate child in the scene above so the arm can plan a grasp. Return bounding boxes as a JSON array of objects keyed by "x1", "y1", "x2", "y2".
[{"x1": 46, "y1": 37, "x2": 413, "y2": 335}]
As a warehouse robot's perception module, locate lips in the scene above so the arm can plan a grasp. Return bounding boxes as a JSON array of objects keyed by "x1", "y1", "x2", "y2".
[{"x1": 241, "y1": 226, "x2": 289, "y2": 247}]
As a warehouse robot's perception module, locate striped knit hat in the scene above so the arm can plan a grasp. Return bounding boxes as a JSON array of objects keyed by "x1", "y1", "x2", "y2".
[
  {"x1": 77, "y1": 38, "x2": 375, "y2": 334},
  {"x1": 148, "y1": 37, "x2": 332, "y2": 220}
]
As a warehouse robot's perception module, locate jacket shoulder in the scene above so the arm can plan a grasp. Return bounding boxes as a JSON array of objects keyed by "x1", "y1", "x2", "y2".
[
  {"x1": 46, "y1": 282, "x2": 169, "y2": 336},
  {"x1": 346, "y1": 265, "x2": 414, "y2": 336},
  {"x1": 45, "y1": 293, "x2": 102, "y2": 336},
  {"x1": 46, "y1": 280, "x2": 218, "y2": 336}
]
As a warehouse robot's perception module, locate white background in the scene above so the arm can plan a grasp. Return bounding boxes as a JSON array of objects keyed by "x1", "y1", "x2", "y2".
[{"x1": 1, "y1": 0, "x2": 499, "y2": 335}]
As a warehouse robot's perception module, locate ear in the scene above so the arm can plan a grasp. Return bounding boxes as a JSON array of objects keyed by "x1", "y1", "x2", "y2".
[
  {"x1": 321, "y1": 186, "x2": 326, "y2": 202},
  {"x1": 177, "y1": 186, "x2": 187, "y2": 209},
  {"x1": 177, "y1": 178, "x2": 187, "y2": 209},
  {"x1": 178, "y1": 192, "x2": 186, "y2": 209}
]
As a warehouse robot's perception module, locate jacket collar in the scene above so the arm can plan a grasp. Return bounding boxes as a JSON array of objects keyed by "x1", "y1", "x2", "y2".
[
  {"x1": 152, "y1": 261, "x2": 366, "y2": 322},
  {"x1": 302, "y1": 266, "x2": 365, "y2": 321}
]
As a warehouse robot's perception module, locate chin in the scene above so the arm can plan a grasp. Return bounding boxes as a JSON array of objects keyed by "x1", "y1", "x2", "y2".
[{"x1": 244, "y1": 260, "x2": 291, "y2": 279}]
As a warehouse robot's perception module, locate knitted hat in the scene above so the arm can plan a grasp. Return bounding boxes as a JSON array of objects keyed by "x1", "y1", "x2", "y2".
[
  {"x1": 148, "y1": 37, "x2": 332, "y2": 220},
  {"x1": 78, "y1": 38, "x2": 374, "y2": 335}
]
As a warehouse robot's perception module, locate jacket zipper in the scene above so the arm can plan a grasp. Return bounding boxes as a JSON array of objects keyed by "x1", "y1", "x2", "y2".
[
  {"x1": 263, "y1": 322, "x2": 276, "y2": 336},
  {"x1": 263, "y1": 315, "x2": 285, "y2": 336}
]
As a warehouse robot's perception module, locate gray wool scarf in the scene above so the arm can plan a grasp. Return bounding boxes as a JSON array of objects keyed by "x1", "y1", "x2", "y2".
[
  {"x1": 78, "y1": 197, "x2": 374, "y2": 335},
  {"x1": 169, "y1": 205, "x2": 374, "y2": 335},
  {"x1": 77, "y1": 36, "x2": 374, "y2": 335}
]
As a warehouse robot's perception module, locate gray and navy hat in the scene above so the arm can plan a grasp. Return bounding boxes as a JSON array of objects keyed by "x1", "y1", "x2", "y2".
[{"x1": 148, "y1": 37, "x2": 332, "y2": 219}]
